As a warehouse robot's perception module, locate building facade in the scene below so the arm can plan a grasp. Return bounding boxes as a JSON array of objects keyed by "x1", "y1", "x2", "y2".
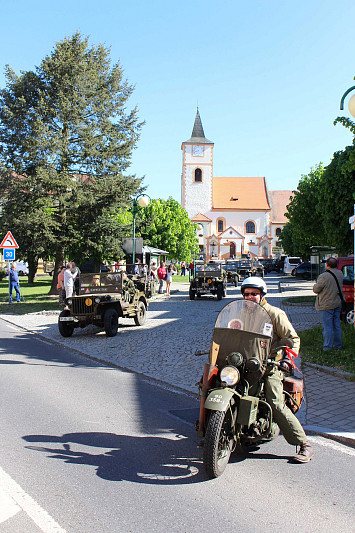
[{"x1": 181, "y1": 109, "x2": 290, "y2": 260}]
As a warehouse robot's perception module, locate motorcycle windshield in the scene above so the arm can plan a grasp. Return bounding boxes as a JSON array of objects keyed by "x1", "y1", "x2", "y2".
[{"x1": 210, "y1": 300, "x2": 274, "y2": 383}]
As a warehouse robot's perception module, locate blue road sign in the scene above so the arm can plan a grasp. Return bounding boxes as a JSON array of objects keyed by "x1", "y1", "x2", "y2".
[{"x1": 3, "y1": 248, "x2": 15, "y2": 261}]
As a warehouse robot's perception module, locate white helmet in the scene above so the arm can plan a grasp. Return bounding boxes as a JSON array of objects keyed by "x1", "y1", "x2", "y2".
[{"x1": 241, "y1": 277, "x2": 267, "y2": 297}]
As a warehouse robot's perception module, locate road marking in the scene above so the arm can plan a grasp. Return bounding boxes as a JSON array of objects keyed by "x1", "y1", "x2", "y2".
[
  {"x1": 308, "y1": 436, "x2": 355, "y2": 456},
  {"x1": 0, "y1": 465, "x2": 66, "y2": 532},
  {"x1": 0, "y1": 489, "x2": 21, "y2": 522}
]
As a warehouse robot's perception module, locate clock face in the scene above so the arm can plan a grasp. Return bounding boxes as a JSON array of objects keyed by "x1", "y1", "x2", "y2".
[{"x1": 193, "y1": 145, "x2": 203, "y2": 156}]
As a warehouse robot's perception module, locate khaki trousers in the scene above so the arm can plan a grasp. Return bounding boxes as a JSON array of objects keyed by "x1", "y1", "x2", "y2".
[{"x1": 264, "y1": 368, "x2": 307, "y2": 446}]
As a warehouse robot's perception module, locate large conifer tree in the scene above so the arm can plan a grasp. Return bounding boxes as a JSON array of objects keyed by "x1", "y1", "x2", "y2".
[{"x1": 0, "y1": 32, "x2": 143, "y2": 288}]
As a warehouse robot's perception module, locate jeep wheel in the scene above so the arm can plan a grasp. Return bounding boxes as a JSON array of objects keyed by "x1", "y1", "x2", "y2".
[
  {"x1": 216, "y1": 285, "x2": 223, "y2": 300},
  {"x1": 58, "y1": 310, "x2": 74, "y2": 337},
  {"x1": 104, "y1": 309, "x2": 119, "y2": 337},
  {"x1": 189, "y1": 288, "x2": 196, "y2": 300},
  {"x1": 134, "y1": 301, "x2": 147, "y2": 326}
]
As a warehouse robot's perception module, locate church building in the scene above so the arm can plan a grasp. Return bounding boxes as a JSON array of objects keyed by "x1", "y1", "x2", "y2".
[{"x1": 181, "y1": 108, "x2": 292, "y2": 260}]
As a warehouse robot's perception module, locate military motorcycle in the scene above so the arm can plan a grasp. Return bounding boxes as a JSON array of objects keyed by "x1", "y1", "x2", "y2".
[{"x1": 197, "y1": 299, "x2": 303, "y2": 479}]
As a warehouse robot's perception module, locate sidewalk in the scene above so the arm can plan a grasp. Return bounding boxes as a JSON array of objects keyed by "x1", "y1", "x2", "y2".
[
  {"x1": 1, "y1": 275, "x2": 354, "y2": 447},
  {"x1": 276, "y1": 277, "x2": 355, "y2": 446}
]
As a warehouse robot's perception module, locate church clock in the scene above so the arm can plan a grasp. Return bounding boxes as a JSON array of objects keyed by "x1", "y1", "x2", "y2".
[{"x1": 193, "y1": 145, "x2": 203, "y2": 156}]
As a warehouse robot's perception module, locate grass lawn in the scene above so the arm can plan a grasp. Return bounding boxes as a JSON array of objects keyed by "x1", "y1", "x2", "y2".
[
  {"x1": 300, "y1": 325, "x2": 355, "y2": 376},
  {"x1": 0, "y1": 275, "x2": 61, "y2": 315}
]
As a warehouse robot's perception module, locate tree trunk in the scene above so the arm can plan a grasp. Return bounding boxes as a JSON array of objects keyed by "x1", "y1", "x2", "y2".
[
  {"x1": 28, "y1": 257, "x2": 38, "y2": 284},
  {"x1": 48, "y1": 249, "x2": 65, "y2": 295}
]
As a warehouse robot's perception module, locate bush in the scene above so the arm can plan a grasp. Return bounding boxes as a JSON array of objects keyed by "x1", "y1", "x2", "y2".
[{"x1": 0, "y1": 270, "x2": 5, "y2": 281}]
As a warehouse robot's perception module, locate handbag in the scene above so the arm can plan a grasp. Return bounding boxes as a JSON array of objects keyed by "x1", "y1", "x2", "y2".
[{"x1": 327, "y1": 270, "x2": 347, "y2": 318}]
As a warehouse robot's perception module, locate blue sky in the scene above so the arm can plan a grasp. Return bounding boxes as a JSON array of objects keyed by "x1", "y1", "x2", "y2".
[{"x1": 1, "y1": 0, "x2": 354, "y2": 201}]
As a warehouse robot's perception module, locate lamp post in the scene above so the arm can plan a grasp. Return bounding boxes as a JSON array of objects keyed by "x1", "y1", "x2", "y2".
[
  {"x1": 132, "y1": 194, "x2": 150, "y2": 266},
  {"x1": 339, "y1": 86, "x2": 355, "y2": 326}
]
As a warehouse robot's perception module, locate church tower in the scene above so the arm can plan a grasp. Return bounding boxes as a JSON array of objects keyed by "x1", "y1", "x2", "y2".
[{"x1": 181, "y1": 108, "x2": 214, "y2": 219}]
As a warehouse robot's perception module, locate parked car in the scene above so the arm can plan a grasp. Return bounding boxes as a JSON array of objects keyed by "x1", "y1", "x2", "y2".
[
  {"x1": 337, "y1": 256, "x2": 354, "y2": 324},
  {"x1": 292, "y1": 262, "x2": 319, "y2": 280},
  {"x1": 283, "y1": 256, "x2": 301, "y2": 275},
  {"x1": 5, "y1": 261, "x2": 29, "y2": 276}
]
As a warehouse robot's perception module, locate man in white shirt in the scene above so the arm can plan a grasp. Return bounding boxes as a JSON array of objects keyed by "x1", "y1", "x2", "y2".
[{"x1": 64, "y1": 263, "x2": 77, "y2": 299}]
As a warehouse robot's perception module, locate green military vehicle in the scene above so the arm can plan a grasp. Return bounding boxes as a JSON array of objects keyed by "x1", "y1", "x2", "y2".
[
  {"x1": 222, "y1": 261, "x2": 240, "y2": 286},
  {"x1": 189, "y1": 261, "x2": 227, "y2": 300},
  {"x1": 234, "y1": 259, "x2": 256, "y2": 279},
  {"x1": 58, "y1": 270, "x2": 150, "y2": 338}
]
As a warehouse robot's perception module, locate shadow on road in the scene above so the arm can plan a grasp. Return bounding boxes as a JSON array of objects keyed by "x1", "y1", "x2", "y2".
[{"x1": 23, "y1": 431, "x2": 207, "y2": 485}]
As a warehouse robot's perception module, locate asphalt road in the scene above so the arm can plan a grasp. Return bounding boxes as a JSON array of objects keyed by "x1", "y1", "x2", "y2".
[{"x1": 1, "y1": 320, "x2": 354, "y2": 533}]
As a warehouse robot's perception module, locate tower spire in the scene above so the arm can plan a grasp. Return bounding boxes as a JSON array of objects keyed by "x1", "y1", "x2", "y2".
[{"x1": 185, "y1": 107, "x2": 212, "y2": 143}]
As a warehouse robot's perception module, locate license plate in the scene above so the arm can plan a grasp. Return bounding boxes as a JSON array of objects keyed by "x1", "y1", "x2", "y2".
[{"x1": 60, "y1": 316, "x2": 74, "y2": 321}]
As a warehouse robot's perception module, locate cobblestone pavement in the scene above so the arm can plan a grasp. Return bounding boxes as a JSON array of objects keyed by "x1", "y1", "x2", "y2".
[{"x1": 1, "y1": 274, "x2": 354, "y2": 445}]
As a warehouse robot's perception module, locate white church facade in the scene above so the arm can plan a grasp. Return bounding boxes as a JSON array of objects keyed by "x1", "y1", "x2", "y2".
[{"x1": 181, "y1": 109, "x2": 291, "y2": 260}]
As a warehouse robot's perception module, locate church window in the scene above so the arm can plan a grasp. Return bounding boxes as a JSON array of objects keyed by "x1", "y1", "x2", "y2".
[
  {"x1": 217, "y1": 218, "x2": 225, "y2": 233},
  {"x1": 275, "y1": 227, "x2": 282, "y2": 236},
  {"x1": 245, "y1": 221, "x2": 256, "y2": 234},
  {"x1": 194, "y1": 168, "x2": 202, "y2": 182}
]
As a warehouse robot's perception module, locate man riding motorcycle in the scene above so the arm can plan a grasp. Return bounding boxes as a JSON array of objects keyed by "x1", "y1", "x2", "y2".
[{"x1": 240, "y1": 277, "x2": 313, "y2": 463}]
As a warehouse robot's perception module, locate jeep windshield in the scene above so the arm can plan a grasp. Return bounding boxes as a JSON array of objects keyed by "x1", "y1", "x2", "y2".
[
  {"x1": 79, "y1": 272, "x2": 123, "y2": 294},
  {"x1": 236, "y1": 261, "x2": 251, "y2": 268},
  {"x1": 222, "y1": 263, "x2": 238, "y2": 271}
]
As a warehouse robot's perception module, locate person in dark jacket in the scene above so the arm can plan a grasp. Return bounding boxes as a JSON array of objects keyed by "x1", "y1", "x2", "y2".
[{"x1": 9, "y1": 262, "x2": 21, "y2": 303}]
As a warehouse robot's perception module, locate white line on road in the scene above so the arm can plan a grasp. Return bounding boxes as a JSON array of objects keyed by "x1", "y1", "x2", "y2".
[{"x1": 0, "y1": 465, "x2": 66, "y2": 532}]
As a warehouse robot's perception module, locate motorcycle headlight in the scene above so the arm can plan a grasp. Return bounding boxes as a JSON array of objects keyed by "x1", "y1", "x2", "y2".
[{"x1": 220, "y1": 366, "x2": 240, "y2": 386}]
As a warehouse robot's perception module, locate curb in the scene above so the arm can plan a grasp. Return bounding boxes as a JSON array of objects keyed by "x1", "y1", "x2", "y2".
[
  {"x1": 303, "y1": 362, "x2": 355, "y2": 381},
  {"x1": 304, "y1": 425, "x2": 355, "y2": 447}
]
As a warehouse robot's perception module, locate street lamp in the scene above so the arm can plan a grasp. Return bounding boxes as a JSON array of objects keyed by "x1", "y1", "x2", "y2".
[
  {"x1": 132, "y1": 194, "x2": 150, "y2": 266},
  {"x1": 340, "y1": 85, "x2": 355, "y2": 117}
]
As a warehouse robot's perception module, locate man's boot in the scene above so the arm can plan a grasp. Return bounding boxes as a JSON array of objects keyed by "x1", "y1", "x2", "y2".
[{"x1": 293, "y1": 442, "x2": 313, "y2": 463}]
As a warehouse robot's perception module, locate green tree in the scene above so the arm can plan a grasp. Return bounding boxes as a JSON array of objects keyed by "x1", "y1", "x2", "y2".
[
  {"x1": 137, "y1": 197, "x2": 199, "y2": 261},
  {"x1": 281, "y1": 164, "x2": 325, "y2": 258},
  {"x1": 0, "y1": 172, "x2": 56, "y2": 281},
  {"x1": 318, "y1": 146, "x2": 355, "y2": 255},
  {"x1": 0, "y1": 32, "x2": 143, "y2": 289}
]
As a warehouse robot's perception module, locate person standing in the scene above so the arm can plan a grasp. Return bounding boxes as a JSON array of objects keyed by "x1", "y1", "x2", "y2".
[
  {"x1": 57, "y1": 266, "x2": 66, "y2": 305},
  {"x1": 313, "y1": 257, "x2": 343, "y2": 351},
  {"x1": 166, "y1": 265, "x2": 174, "y2": 296},
  {"x1": 71, "y1": 262, "x2": 81, "y2": 296},
  {"x1": 180, "y1": 261, "x2": 186, "y2": 276},
  {"x1": 9, "y1": 262, "x2": 21, "y2": 303},
  {"x1": 157, "y1": 262, "x2": 166, "y2": 294},
  {"x1": 64, "y1": 263, "x2": 77, "y2": 300}
]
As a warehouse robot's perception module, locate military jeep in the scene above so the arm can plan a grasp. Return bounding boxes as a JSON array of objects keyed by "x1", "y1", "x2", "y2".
[
  {"x1": 58, "y1": 271, "x2": 150, "y2": 338},
  {"x1": 189, "y1": 261, "x2": 227, "y2": 300},
  {"x1": 222, "y1": 261, "x2": 240, "y2": 286}
]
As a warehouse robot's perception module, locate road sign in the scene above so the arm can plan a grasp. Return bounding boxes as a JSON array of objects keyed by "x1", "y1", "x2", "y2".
[
  {"x1": 0, "y1": 231, "x2": 19, "y2": 249},
  {"x1": 3, "y1": 249, "x2": 15, "y2": 261}
]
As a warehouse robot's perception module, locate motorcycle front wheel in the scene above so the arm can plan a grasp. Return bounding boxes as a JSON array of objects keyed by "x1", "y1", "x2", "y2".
[{"x1": 203, "y1": 409, "x2": 235, "y2": 479}]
